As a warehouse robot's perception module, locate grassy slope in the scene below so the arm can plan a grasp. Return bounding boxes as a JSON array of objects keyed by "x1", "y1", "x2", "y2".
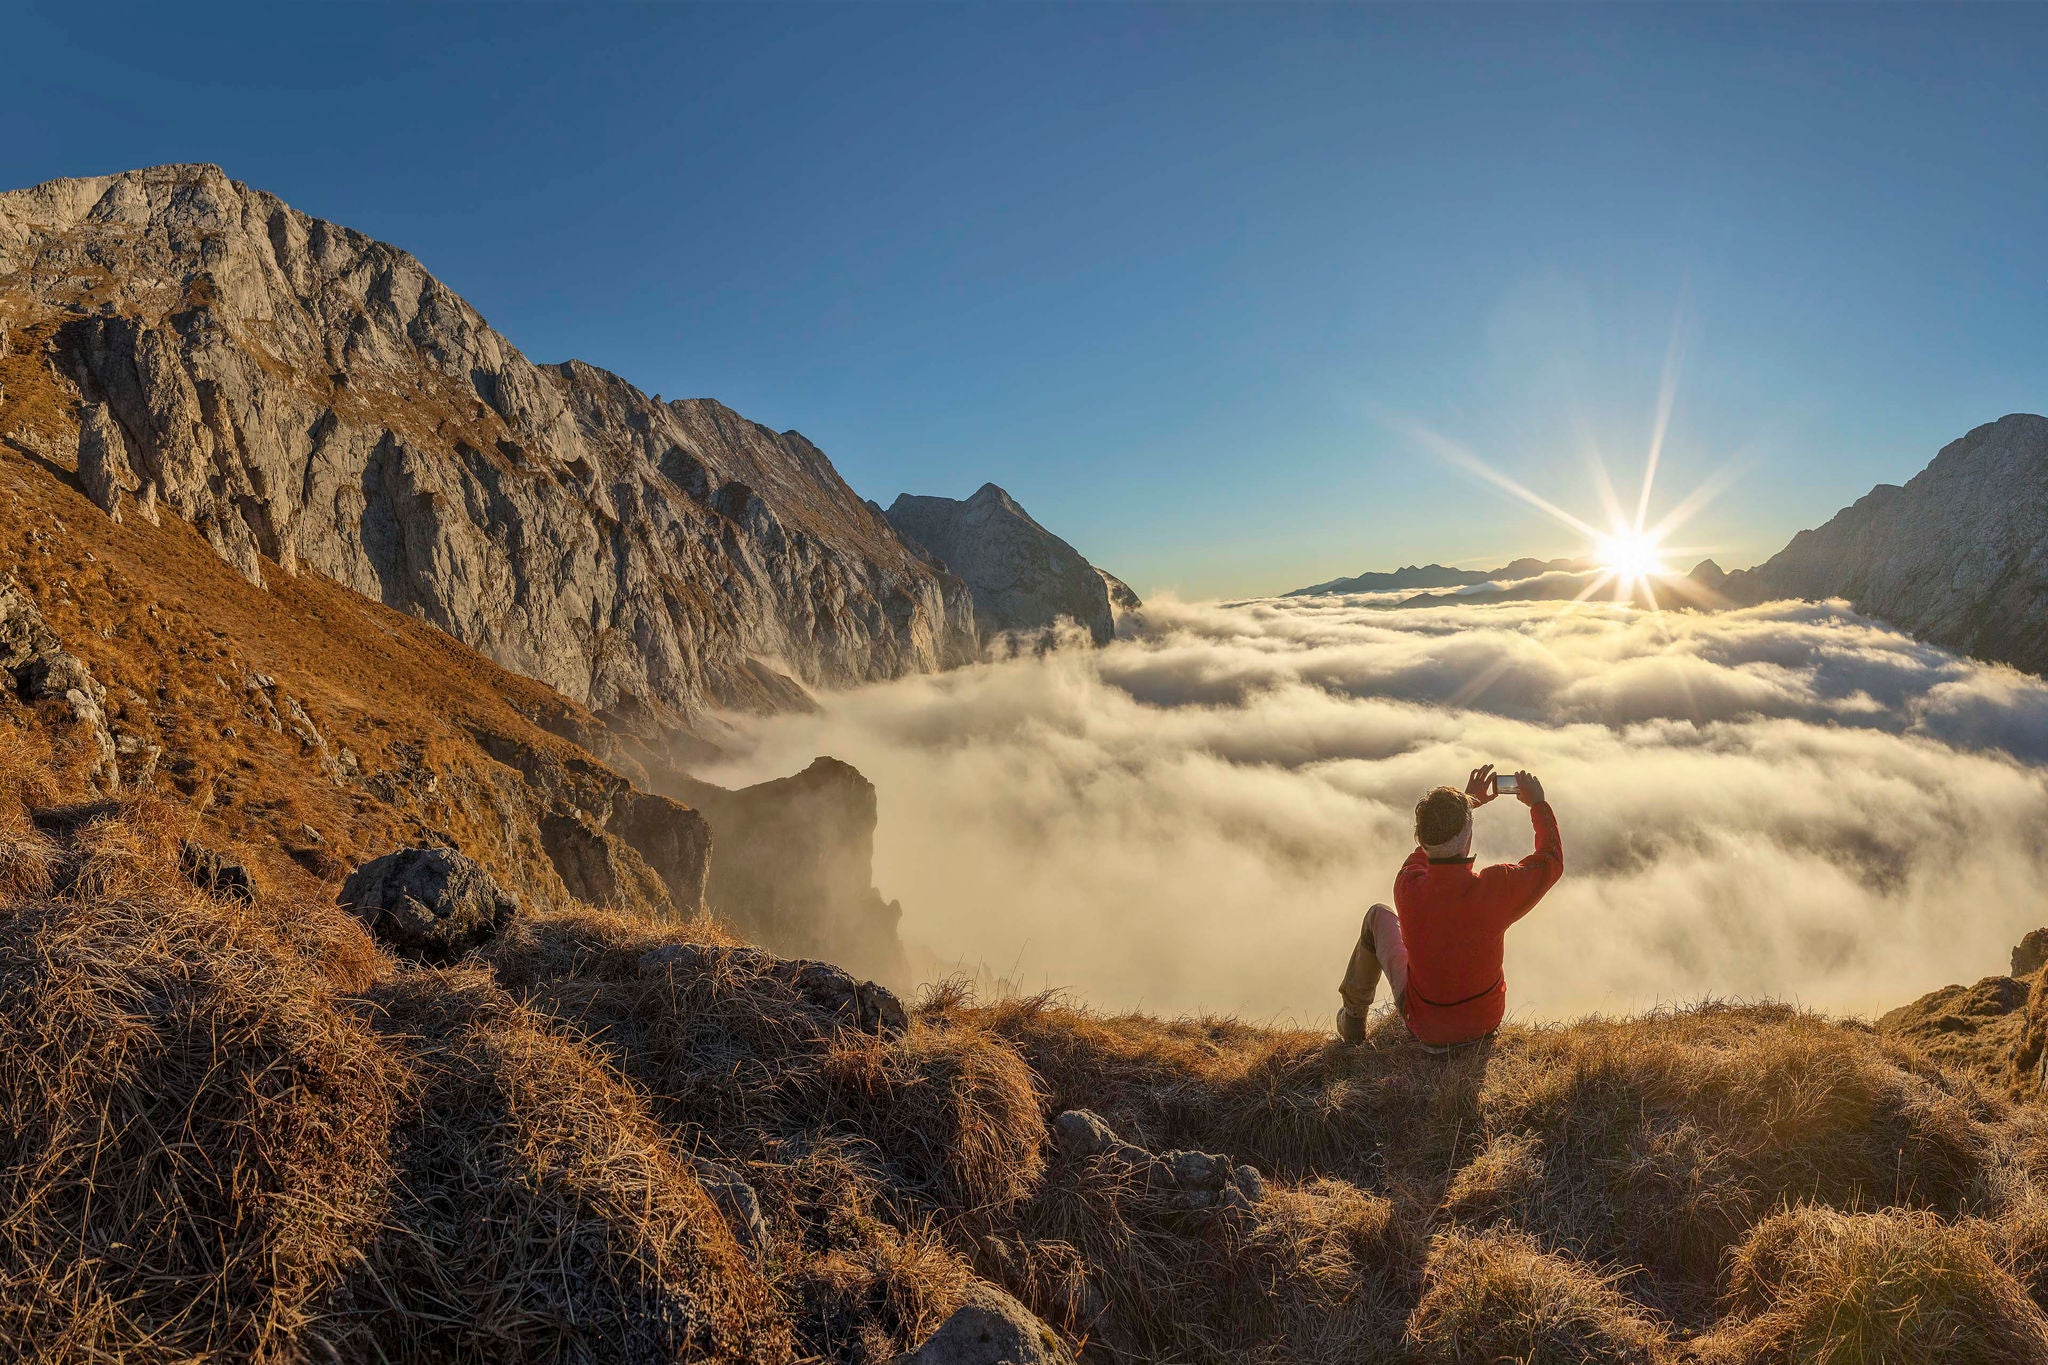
[
  {"x1": 0, "y1": 341, "x2": 664, "y2": 918},
  {"x1": 8, "y1": 789, "x2": 2048, "y2": 1364},
  {"x1": 8, "y1": 319, "x2": 2048, "y2": 1363}
]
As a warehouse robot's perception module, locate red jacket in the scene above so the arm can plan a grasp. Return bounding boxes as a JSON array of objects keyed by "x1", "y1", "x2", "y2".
[{"x1": 1394, "y1": 801, "x2": 1563, "y2": 1045}]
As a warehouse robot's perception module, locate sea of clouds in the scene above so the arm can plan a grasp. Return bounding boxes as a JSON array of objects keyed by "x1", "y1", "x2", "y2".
[{"x1": 695, "y1": 596, "x2": 2048, "y2": 1025}]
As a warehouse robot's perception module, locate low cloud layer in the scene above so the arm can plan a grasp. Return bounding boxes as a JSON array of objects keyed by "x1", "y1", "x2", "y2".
[{"x1": 696, "y1": 596, "x2": 2048, "y2": 1025}]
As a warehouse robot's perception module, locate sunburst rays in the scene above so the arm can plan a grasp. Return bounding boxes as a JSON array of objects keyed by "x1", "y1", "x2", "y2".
[{"x1": 1379, "y1": 330, "x2": 1746, "y2": 718}]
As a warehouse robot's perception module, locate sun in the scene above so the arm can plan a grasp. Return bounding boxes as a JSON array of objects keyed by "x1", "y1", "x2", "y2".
[
  {"x1": 1595, "y1": 529, "x2": 1669, "y2": 581},
  {"x1": 1395, "y1": 319, "x2": 1747, "y2": 616}
]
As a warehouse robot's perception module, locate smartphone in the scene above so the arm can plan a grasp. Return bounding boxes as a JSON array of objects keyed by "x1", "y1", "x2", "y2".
[{"x1": 1494, "y1": 773, "x2": 1519, "y2": 795}]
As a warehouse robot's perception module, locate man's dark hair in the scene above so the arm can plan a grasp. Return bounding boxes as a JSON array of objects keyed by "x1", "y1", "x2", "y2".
[{"x1": 1414, "y1": 786, "x2": 1471, "y2": 847}]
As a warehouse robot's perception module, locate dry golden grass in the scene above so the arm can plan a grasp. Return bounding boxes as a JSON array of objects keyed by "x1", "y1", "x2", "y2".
[
  {"x1": 1702, "y1": 1206, "x2": 2048, "y2": 1364},
  {"x1": 493, "y1": 916, "x2": 1046, "y2": 1216},
  {"x1": 1877, "y1": 975, "x2": 2035, "y2": 1092},
  {"x1": 0, "y1": 809, "x2": 398, "y2": 1362},
  {"x1": 988, "y1": 1157, "x2": 1416, "y2": 1364},
  {"x1": 0, "y1": 804, "x2": 795, "y2": 1362},
  {"x1": 335, "y1": 967, "x2": 792, "y2": 1363},
  {"x1": 1405, "y1": 1227, "x2": 1670, "y2": 1364},
  {"x1": 9, "y1": 795, "x2": 2048, "y2": 1363},
  {"x1": 1993, "y1": 1194, "x2": 2048, "y2": 1311},
  {"x1": 962, "y1": 991, "x2": 2022, "y2": 1330},
  {"x1": 1456, "y1": 1006, "x2": 2004, "y2": 1311}
]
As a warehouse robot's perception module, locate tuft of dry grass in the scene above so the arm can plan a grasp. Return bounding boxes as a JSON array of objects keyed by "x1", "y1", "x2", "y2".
[
  {"x1": 0, "y1": 720, "x2": 62, "y2": 813},
  {"x1": 820, "y1": 1014, "x2": 1047, "y2": 1211},
  {"x1": 1405, "y1": 1227, "x2": 1670, "y2": 1364},
  {"x1": 1993, "y1": 1195, "x2": 2048, "y2": 1314},
  {"x1": 0, "y1": 835, "x2": 399, "y2": 1361},
  {"x1": 487, "y1": 910, "x2": 1031, "y2": 1359},
  {"x1": 495, "y1": 914, "x2": 1047, "y2": 1217},
  {"x1": 981, "y1": 1133, "x2": 1415, "y2": 1363},
  {"x1": 333, "y1": 967, "x2": 793, "y2": 1364},
  {"x1": 1703, "y1": 1206, "x2": 2048, "y2": 1365},
  {"x1": 1443, "y1": 1130, "x2": 1549, "y2": 1228},
  {"x1": 0, "y1": 802, "x2": 59, "y2": 900},
  {"x1": 766, "y1": 1141, "x2": 979, "y2": 1362}
]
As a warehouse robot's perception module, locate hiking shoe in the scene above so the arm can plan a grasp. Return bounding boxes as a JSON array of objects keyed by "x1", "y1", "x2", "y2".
[{"x1": 1335, "y1": 1006, "x2": 1366, "y2": 1046}]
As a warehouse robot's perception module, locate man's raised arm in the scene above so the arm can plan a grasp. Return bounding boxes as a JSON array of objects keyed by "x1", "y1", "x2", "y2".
[{"x1": 1487, "y1": 769, "x2": 1562, "y2": 925}]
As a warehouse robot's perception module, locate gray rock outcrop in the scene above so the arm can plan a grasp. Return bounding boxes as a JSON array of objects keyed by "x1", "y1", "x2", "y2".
[
  {"x1": 605, "y1": 789, "x2": 712, "y2": 916},
  {"x1": 1720, "y1": 414, "x2": 2048, "y2": 674},
  {"x1": 2014, "y1": 928, "x2": 2048, "y2": 979},
  {"x1": 1097, "y1": 567, "x2": 1141, "y2": 633},
  {"x1": 0, "y1": 576, "x2": 118, "y2": 793},
  {"x1": 76, "y1": 401, "x2": 150, "y2": 525},
  {"x1": 661, "y1": 756, "x2": 906, "y2": 980},
  {"x1": 0, "y1": 164, "x2": 977, "y2": 734},
  {"x1": 537, "y1": 809, "x2": 670, "y2": 915},
  {"x1": 687, "y1": 1154, "x2": 773, "y2": 1262},
  {"x1": 468, "y1": 729, "x2": 709, "y2": 923},
  {"x1": 893, "y1": 1282, "x2": 1074, "y2": 1365},
  {"x1": 340, "y1": 846, "x2": 519, "y2": 963},
  {"x1": 178, "y1": 840, "x2": 256, "y2": 904},
  {"x1": 1049, "y1": 1108, "x2": 1265, "y2": 1212},
  {"x1": 885, "y1": 484, "x2": 1138, "y2": 646}
]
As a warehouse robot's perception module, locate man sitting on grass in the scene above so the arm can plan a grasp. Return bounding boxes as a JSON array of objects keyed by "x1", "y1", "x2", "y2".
[{"x1": 1337, "y1": 764, "x2": 1563, "y2": 1049}]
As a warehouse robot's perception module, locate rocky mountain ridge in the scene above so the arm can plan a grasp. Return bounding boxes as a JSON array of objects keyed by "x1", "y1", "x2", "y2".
[{"x1": 0, "y1": 163, "x2": 977, "y2": 739}]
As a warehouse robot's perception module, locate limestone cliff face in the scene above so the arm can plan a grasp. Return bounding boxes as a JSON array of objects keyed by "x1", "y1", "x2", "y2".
[
  {"x1": 884, "y1": 483, "x2": 1138, "y2": 646},
  {"x1": 1722, "y1": 414, "x2": 2048, "y2": 674},
  {"x1": 0, "y1": 164, "x2": 977, "y2": 734}
]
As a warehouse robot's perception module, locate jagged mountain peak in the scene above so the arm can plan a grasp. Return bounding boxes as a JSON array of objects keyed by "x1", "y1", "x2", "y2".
[{"x1": 885, "y1": 484, "x2": 1139, "y2": 645}]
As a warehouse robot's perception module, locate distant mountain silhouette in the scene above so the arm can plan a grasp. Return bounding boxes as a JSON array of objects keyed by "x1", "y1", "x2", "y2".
[{"x1": 1287, "y1": 557, "x2": 1593, "y2": 598}]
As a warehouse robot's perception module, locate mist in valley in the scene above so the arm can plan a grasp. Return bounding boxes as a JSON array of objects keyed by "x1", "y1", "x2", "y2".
[{"x1": 695, "y1": 596, "x2": 2048, "y2": 1025}]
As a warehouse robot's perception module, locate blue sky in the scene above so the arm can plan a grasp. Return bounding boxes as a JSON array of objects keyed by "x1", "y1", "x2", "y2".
[{"x1": 6, "y1": 4, "x2": 2041, "y2": 598}]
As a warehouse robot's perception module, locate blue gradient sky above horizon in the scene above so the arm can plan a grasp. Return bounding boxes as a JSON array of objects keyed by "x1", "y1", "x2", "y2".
[{"x1": 6, "y1": 4, "x2": 2041, "y2": 599}]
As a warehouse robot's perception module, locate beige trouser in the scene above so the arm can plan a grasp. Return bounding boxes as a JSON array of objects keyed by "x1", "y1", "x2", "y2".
[{"x1": 1339, "y1": 903, "x2": 1409, "y2": 1020}]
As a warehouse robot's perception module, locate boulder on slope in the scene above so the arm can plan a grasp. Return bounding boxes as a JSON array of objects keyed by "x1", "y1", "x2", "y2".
[
  {"x1": 893, "y1": 1281, "x2": 1074, "y2": 1365},
  {"x1": 340, "y1": 846, "x2": 519, "y2": 963}
]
